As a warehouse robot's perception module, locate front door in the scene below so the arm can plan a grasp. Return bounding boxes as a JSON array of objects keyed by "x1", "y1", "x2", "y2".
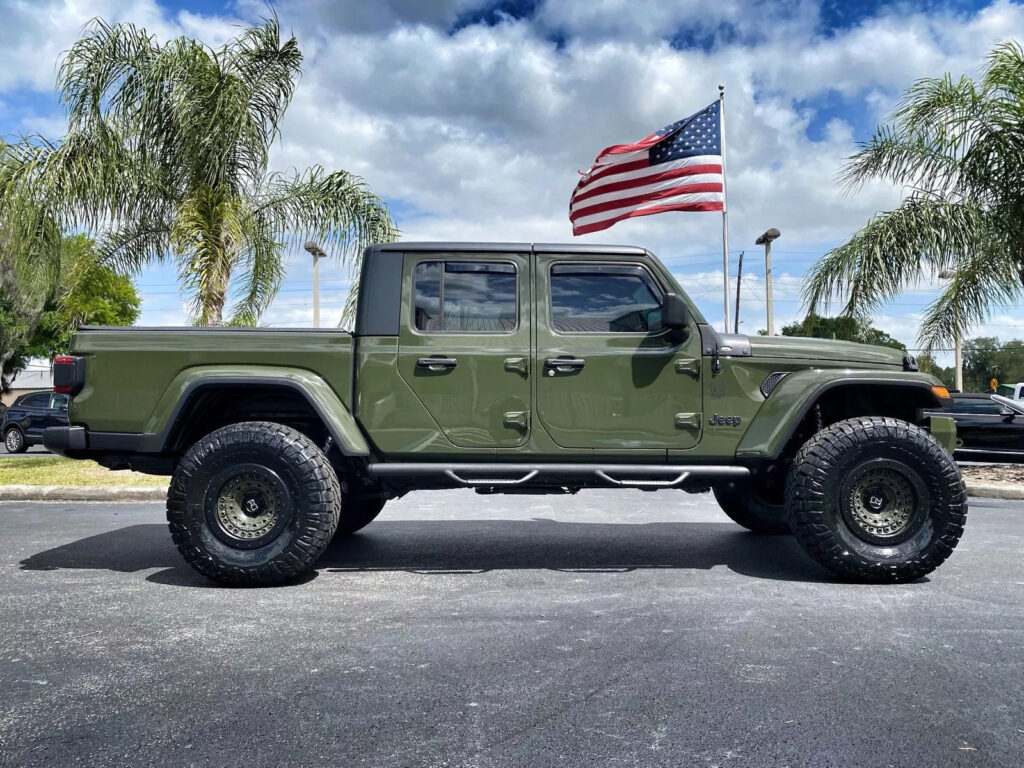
[
  {"x1": 398, "y1": 251, "x2": 532, "y2": 449},
  {"x1": 534, "y1": 255, "x2": 703, "y2": 450}
]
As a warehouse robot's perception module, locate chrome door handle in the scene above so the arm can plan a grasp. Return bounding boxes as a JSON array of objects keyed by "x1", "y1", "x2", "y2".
[{"x1": 416, "y1": 357, "x2": 458, "y2": 370}]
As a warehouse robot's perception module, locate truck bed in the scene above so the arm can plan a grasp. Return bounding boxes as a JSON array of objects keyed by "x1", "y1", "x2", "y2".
[{"x1": 69, "y1": 327, "x2": 355, "y2": 434}]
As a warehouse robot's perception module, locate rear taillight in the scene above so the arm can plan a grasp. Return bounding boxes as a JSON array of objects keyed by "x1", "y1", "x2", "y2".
[{"x1": 53, "y1": 355, "x2": 85, "y2": 395}]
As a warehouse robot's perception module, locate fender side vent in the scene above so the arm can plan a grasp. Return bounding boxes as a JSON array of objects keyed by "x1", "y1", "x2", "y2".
[{"x1": 760, "y1": 371, "x2": 789, "y2": 398}]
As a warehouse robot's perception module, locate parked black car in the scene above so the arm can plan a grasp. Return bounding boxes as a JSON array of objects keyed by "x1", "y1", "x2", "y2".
[
  {"x1": 924, "y1": 393, "x2": 1024, "y2": 462},
  {"x1": 2, "y1": 390, "x2": 69, "y2": 453}
]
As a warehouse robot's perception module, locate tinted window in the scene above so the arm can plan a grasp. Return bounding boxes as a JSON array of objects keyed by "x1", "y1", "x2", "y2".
[
  {"x1": 50, "y1": 394, "x2": 68, "y2": 409},
  {"x1": 20, "y1": 393, "x2": 51, "y2": 408},
  {"x1": 550, "y1": 264, "x2": 663, "y2": 333},
  {"x1": 946, "y1": 403, "x2": 1003, "y2": 415},
  {"x1": 996, "y1": 384, "x2": 1016, "y2": 397},
  {"x1": 413, "y1": 261, "x2": 517, "y2": 333}
]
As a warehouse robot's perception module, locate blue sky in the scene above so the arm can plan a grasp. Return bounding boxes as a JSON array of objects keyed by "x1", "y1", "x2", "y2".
[{"x1": 2, "y1": 0, "x2": 1023, "y2": 355}]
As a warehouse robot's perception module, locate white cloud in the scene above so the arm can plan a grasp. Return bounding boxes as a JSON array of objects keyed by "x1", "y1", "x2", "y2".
[
  {"x1": 0, "y1": 0, "x2": 242, "y2": 92},
  {"x1": 4, "y1": 0, "x2": 1024, "y2": 347}
]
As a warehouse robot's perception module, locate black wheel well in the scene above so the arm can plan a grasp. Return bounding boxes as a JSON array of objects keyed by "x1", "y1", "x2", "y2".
[
  {"x1": 166, "y1": 385, "x2": 331, "y2": 455},
  {"x1": 777, "y1": 383, "x2": 940, "y2": 462}
]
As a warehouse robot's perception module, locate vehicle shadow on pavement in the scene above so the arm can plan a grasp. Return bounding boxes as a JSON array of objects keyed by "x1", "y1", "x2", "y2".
[
  {"x1": 19, "y1": 519, "x2": 840, "y2": 586},
  {"x1": 321, "y1": 520, "x2": 836, "y2": 583}
]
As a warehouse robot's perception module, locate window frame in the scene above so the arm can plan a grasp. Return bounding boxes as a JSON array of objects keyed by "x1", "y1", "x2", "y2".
[
  {"x1": 410, "y1": 258, "x2": 520, "y2": 336},
  {"x1": 547, "y1": 261, "x2": 669, "y2": 336}
]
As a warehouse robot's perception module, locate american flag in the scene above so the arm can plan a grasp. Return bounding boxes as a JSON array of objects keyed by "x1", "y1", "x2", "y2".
[{"x1": 570, "y1": 101, "x2": 724, "y2": 236}]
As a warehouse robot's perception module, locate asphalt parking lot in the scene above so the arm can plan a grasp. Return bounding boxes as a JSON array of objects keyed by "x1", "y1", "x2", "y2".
[
  {"x1": 0, "y1": 445, "x2": 51, "y2": 457},
  {"x1": 1, "y1": 490, "x2": 1022, "y2": 767}
]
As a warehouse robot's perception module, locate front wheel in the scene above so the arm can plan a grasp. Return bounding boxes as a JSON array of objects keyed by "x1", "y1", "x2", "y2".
[
  {"x1": 787, "y1": 417, "x2": 967, "y2": 582},
  {"x1": 167, "y1": 422, "x2": 341, "y2": 586},
  {"x1": 4, "y1": 427, "x2": 26, "y2": 454}
]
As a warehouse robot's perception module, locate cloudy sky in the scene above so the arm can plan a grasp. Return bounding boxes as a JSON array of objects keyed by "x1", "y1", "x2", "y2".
[{"x1": 2, "y1": 0, "x2": 1024, "y2": 353}]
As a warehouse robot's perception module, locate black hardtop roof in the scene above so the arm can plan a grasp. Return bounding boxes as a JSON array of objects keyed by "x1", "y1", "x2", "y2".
[{"x1": 368, "y1": 242, "x2": 650, "y2": 256}]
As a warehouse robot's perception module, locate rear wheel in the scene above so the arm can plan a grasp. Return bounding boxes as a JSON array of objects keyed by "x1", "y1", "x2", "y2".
[
  {"x1": 787, "y1": 417, "x2": 967, "y2": 582},
  {"x1": 713, "y1": 475, "x2": 789, "y2": 534},
  {"x1": 167, "y1": 421, "x2": 340, "y2": 586},
  {"x1": 4, "y1": 427, "x2": 26, "y2": 454}
]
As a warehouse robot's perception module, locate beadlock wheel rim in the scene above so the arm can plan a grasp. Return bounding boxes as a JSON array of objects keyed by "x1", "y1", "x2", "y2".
[
  {"x1": 215, "y1": 473, "x2": 280, "y2": 541},
  {"x1": 205, "y1": 464, "x2": 291, "y2": 550},
  {"x1": 844, "y1": 465, "x2": 918, "y2": 543}
]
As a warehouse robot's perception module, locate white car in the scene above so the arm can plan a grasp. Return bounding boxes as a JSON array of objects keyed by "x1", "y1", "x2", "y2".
[{"x1": 995, "y1": 383, "x2": 1024, "y2": 400}]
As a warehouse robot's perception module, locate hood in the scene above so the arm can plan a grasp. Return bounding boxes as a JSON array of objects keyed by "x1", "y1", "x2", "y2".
[{"x1": 748, "y1": 335, "x2": 907, "y2": 368}]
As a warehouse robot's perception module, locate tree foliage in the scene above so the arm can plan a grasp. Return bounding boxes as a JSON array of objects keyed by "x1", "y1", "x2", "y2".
[
  {"x1": 916, "y1": 337, "x2": 1024, "y2": 392},
  {"x1": 804, "y1": 41, "x2": 1024, "y2": 352},
  {"x1": 10, "y1": 16, "x2": 396, "y2": 325},
  {"x1": 0, "y1": 230, "x2": 138, "y2": 391},
  {"x1": 777, "y1": 313, "x2": 906, "y2": 350}
]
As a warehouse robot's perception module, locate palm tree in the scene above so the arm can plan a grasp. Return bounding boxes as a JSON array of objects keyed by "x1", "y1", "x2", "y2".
[
  {"x1": 804, "y1": 41, "x2": 1024, "y2": 351},
  {"x1": 22, "y1": 16, "x2": 396, "y2": 325}
]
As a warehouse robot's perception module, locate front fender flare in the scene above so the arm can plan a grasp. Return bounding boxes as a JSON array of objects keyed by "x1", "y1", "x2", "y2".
[
  {"x1": 735, "y1": 370, "x2": 945, "y2": 460},
  {"x1": 139, "y1": 366, "x2": 370, "y2": 456}
]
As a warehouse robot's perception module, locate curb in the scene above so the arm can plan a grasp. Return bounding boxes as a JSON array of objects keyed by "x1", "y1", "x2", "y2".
[
  {"x1": 964, "y1": 483, "x2": 1024, "y2": 501},
  {"x1": 0, "y1": 484, "x2": 168, "y2": 502},
  {"x1": 0, "y1": 482, "x2": 1019, "y2": 502}
]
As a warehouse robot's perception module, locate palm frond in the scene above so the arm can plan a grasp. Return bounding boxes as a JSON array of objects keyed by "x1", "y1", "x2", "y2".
[
  {"x1": 227, "y1": 213, "x2": 284, "y2": 326},
  {"x1": 256, "y1": 166, "x2": 398, "y2": 263},
  {"x1": 804, "y1": 196, "x2": 990, "y2": 317},
  {"x1": 919, "y1": 247, "x2": 1023, "y2": 352},
  {"x1": 96, "y1": 220, "x2": 171, "y2": 273}
]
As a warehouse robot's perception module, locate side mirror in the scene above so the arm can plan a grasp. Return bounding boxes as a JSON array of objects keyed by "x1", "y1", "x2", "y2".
[
  {"x1": 662, "y1": 293, "x2": 689, "y2": 330},
  {"x1": 991, "y1": 394, "x2": 1024, "y2": 415}
]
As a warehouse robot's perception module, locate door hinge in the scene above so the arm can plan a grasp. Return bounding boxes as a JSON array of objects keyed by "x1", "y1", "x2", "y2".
[
  {"x1": 674, "y1": 412, "x2": 702, "y2": 430},
  {"x1": 503, "y1": 411, "x2": 529, "y2": 431},
  {"x1": 675, "y1": 358, "x2": 701, "y2": 378},
  {"x1": 503, "y1": 357, "x2": 529, "y2": 376}
]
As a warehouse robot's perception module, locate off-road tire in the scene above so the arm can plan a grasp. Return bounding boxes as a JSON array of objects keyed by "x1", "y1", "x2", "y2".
[
  {"x1": 787, "y1": 416, "x2": 967, "y2": 582},
  {"x1": 714, "y1": 480, "x2": 789, "y2": 534},
  {"x1": 167, "y1": 421, "x2": 341, "y2": 586},
  {"x1": 4, "y1": 427, "x2": 26, "y2": 454},
  {"x1": 336, "y1": 496, "x2": 387, "y2": 536}
]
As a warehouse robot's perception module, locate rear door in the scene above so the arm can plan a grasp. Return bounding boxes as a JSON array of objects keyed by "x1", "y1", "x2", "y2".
[
  {"x1": 397, "y1": 251, "x2": 532, "y2": 449},
  {"x1": 19, "y1": 392, "x2": 52, "y2": 440},
  {"x1": 534, "y1": 255, "x2": 703, "y2": 450}
]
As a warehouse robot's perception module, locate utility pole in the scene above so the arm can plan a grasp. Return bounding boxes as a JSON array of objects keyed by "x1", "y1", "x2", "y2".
[
  {"x1": 734, "y1": 251, "x2": 744, "y2": 334},
  {"x1": 304, "y1": 241, "x2": 328, "y2": 328},
  {"x1": 755, "y1": 228, "x2": 781, "y2": 335}
]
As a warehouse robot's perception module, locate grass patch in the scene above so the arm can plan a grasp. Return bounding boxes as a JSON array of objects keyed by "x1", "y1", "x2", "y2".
[{"x1": 0, "y1": 456, "x2": 168, "y2": 487}]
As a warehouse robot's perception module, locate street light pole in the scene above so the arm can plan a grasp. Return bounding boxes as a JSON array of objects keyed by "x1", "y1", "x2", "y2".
[
  {"x1": 954, "y1": 335, "x2": 964, "y2": 393},
  {"x1": 304, "y1": 241, "x2": 327, "y2": 328},
  {"x1": 755, "y1": 228, "x2": 781, "y2": 335},
  {"x1": 938, "y1": 269, "x2": 964, "y2": 392}
]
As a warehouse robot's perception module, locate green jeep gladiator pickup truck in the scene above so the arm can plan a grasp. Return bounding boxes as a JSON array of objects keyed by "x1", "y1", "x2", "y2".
[{"x1": 44, "y1": 242, "x2": 966, "y2": 585}]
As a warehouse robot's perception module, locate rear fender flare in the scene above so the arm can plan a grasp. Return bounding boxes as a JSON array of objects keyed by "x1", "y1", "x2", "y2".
[{"x1": 140, "y1": 366, "x2": 370, "y2": 456}]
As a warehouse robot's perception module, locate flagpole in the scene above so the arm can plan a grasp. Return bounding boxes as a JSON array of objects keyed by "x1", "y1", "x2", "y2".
[{"x1": 718, "y1": 84, "x2": 731, "y2": 334}]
